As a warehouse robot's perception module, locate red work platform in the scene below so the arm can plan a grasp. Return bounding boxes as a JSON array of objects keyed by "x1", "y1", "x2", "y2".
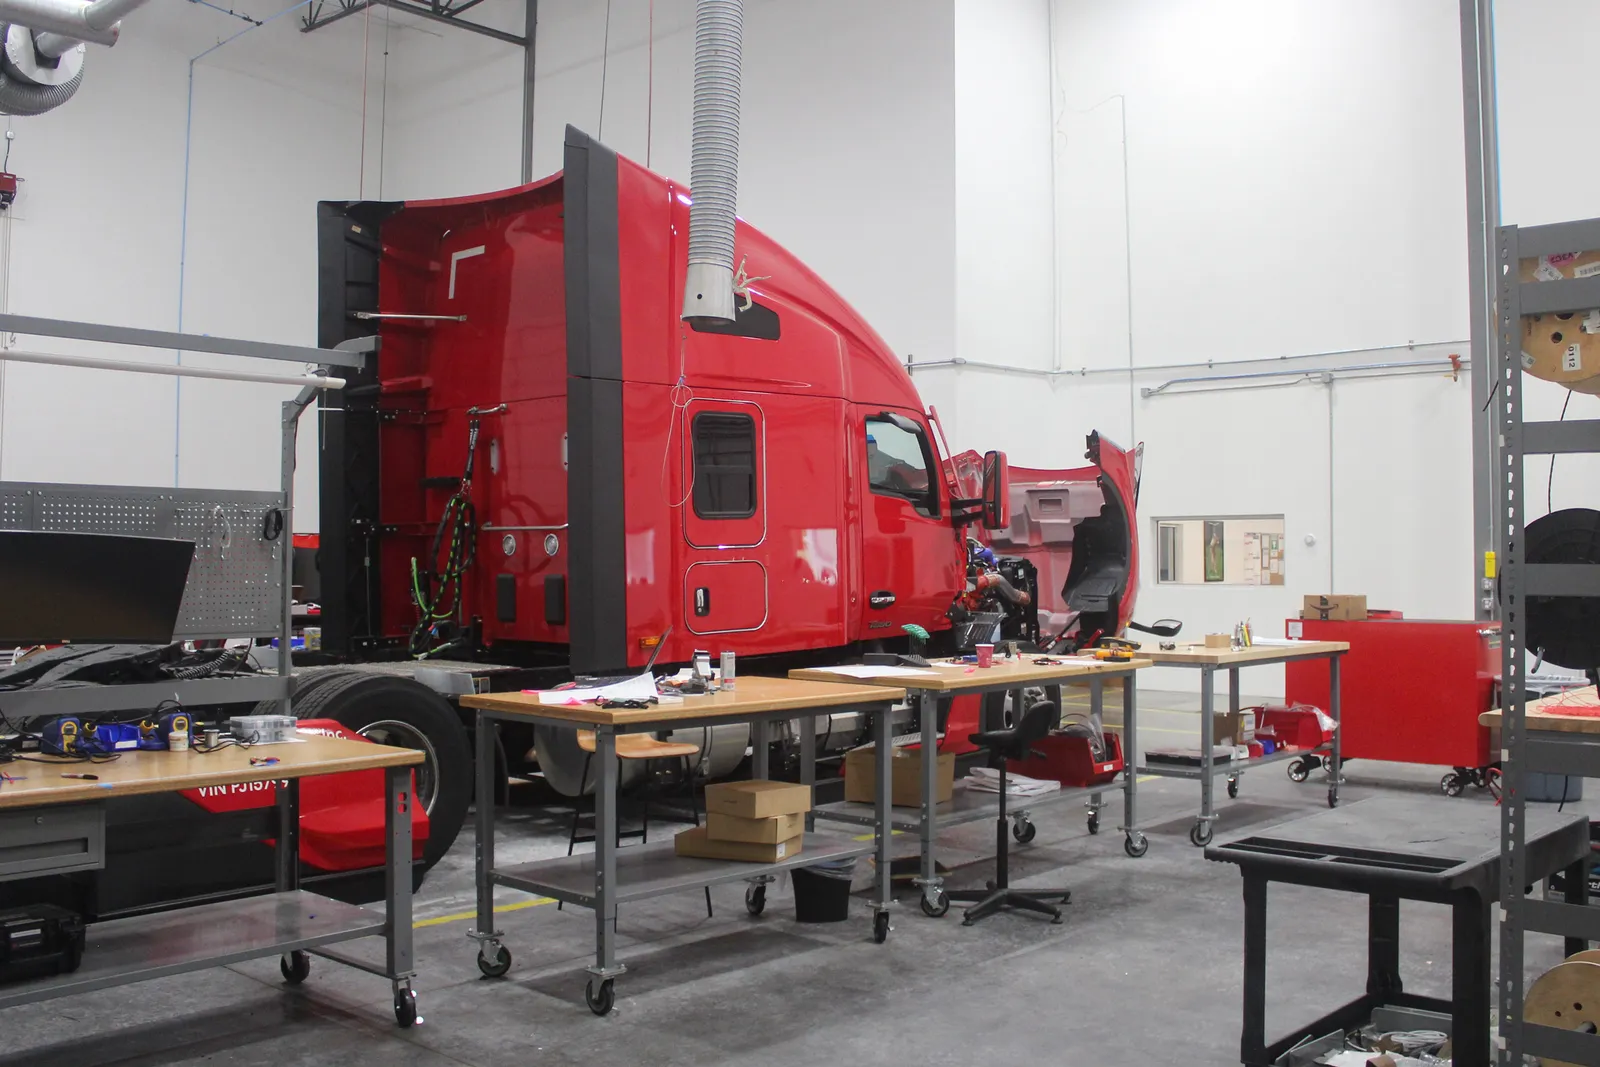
[{"x1": 1285, "y1": 617, "x2": 1498, "y2": 790}]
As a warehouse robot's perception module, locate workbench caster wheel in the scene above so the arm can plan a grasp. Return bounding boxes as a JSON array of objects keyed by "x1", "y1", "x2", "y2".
[
  {"x1": 1012, "y1": 817, "x2": 1036, "y2": 844},
  {"x1": 872, "y1": 911, "x2": 891, "y2": 944},
  {"x1": 1441, "y1": 772, "x2": 1465, "y2": 797},
  {"x1": 1227, "y1": 776, "x2": 1240, "y2": 800},
  {"x1": 393, "y1": 986, "x2": 418, "y2": 1028},
  {"x1": 1123, "y1": 833, "x2": 1148, "y2": 858},
  {"x1": 1327, "y1": 788, "x2": 1339, "y2": 809},
  {"x1": 585, "y1": 978, "x2": 615, "y2": 1016},
  {"x1": 1086, "y1": 811, "x2": 1101, "y2": 835},
  {"x1": 919, "y1": 891, "x2": 950, "y2": 918},
  {"x1": 280, "y1": 950, "x2": 310, "y2": 985},
  {"x1": 1189, "y1": 821, "x2": 1213, "y2": 847},
  {"x1": 745, "y1": 884, "x2": 766, "y2": 916},
  {"x1": 1287, "y1": 757, "x2": 1311, "y2": 783},
  {"x1": 477, "y1": 944, "x2": 512, "y2": 978}
]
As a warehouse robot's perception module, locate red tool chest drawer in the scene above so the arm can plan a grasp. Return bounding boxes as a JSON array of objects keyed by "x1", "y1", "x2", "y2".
[{"x1": 1285, "y1": 617, "x2": 1497, "y2": 769}]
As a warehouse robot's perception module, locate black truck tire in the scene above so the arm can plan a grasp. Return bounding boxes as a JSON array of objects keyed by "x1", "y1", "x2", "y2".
[{"x1": 275, "y1": 672, "x2": 472, "y2": 869}]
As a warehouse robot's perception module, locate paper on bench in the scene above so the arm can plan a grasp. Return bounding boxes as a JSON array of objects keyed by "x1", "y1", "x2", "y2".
[
  {"x1": 531, "y1": 671, "x2": 659, "y2": 705},
  {"x1": 806, "y1": 664, "x2": 940, "y2": 679}
]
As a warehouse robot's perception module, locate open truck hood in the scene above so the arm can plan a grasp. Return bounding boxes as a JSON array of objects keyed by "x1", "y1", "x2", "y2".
[{"x1": 951, "y1": 433, "x2": 1141, "y2": 641}]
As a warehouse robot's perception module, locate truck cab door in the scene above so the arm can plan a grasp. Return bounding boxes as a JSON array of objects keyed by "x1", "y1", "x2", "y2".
[
  {"x1": 853, "y1": 408, "x2": 961, "y2": 639},
  {"x1": 681, "y1": 398, "x2": 769, "y2": 637}
]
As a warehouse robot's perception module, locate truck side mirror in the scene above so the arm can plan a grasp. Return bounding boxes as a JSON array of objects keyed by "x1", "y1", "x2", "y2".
[{"x1": 981, "y1": 450, "x2": 1009, "y2": 530}]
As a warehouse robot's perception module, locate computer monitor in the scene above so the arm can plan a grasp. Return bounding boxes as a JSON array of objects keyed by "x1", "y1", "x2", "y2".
[{"x1": 0, "y1": 531, "x2": 196, "y2": 645}]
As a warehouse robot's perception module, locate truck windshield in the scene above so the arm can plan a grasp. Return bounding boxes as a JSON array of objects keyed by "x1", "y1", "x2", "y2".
[{"x1": 865, "y1": 417, "x2": 937, "y2": 518}]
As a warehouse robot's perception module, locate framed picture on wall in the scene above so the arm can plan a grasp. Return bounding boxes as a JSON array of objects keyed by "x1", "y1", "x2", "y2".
[{"x1": 1204, "y1": 520, "x2": 1224, "y2": 582}]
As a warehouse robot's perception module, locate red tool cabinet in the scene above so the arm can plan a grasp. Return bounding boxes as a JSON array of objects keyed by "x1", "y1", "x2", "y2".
[{"x1": 1284, "y1": 617, "x2": 1498, "y2": 771}]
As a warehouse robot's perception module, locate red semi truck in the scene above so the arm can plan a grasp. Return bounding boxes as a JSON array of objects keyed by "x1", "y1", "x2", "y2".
[{"x1": 314, "y1": 126, "x2": 1144, "y2": 681}]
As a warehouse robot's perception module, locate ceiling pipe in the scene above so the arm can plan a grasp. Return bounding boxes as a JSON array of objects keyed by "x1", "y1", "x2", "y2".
[
  {"x1": 0, "y1": 0, "x2": 147, "y2": 47},
  {"x1": 680, "y1": 0, "x2": 743, "y2": 324}
]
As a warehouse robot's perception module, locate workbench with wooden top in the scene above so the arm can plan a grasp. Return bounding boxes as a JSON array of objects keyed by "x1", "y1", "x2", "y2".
[
  {"x1": 0, "y1": 734, "x2": 424, "y2": 1025},
  {"x1": 1133, "y1": 639, "x2": 1349, "y2": 846},
  {"x1": 459, "y1": 675, "x2": 905, "y2": 1015},
  {"x1": 789, "y1": 655, "x2": 1152, "y2": 918}
]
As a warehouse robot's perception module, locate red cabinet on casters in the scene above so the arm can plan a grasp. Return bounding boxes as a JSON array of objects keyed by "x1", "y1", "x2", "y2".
[{"x1": 1284, "y1": 617, "x2": 1499, "y2": 796}]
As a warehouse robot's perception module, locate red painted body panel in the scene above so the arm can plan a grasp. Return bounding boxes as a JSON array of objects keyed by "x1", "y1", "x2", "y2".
[
  {"x1": 1283, "y1": 618, "x2": 1497, "y2": 768},
  {"x1": 366, "y1": 143, "x2": 1136, "y2": 669},
  {"x1": 179, "y1": 721, "x2": 430, "y2": 870}
]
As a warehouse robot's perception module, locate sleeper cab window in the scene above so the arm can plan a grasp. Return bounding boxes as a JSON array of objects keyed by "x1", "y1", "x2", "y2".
[
  {"x1": 865, "y1": 416, "x2": 937, "y2": 518},
  {"x1": 692, "y1": 411, "x2": 757, "y2": 519}
]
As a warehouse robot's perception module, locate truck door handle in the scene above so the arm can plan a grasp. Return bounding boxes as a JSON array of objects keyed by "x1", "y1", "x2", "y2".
[
  {"x1": 869, "y1": 591, "x2": 896, "y2": 609},
  {"x1": 694, "y1": 587, "x2": 711, "y2": 617}
]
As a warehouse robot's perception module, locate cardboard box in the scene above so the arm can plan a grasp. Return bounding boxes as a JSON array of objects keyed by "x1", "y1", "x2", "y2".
[
  {"x1": 1518, "y1": 252, "x2": 1600, "y2": 394},
  {"x1": 1204, "y1": 633, "x2": 1232, "y2": 648},
  {"x1": 704, "y1": 779, "x2": 811, "y2": 820},
  {"x1": 1301, "y1": 594, "x2": 1367, "y2": 622},
  {"x1": 1212, "y1": 710, "x2": 1258, "y2": 747},
  {"x1": 706, "y1": 811, "x2": 805, "y2": 844},
  {"x1": 674, "y1": 825, "x2": 801, "y2": 863},
  {"x1": 843, "y1": 744, "x2": 955, "y2": 807}
]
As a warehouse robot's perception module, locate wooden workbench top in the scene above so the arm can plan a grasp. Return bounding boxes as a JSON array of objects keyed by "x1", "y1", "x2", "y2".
[
  {"x1": 789, "y1": 656, "x2": 1151, "y2": 693},
  {"x1": 460, "y1": 675, "x2": 904, "y2": 726},
  {"x1": 1480, "y1": 687, "x2": 1600, "y2": 734},
  {"x1": 0, "y1": 733, "x2": 422, "y2": 810},
  {"x1": 1133, "y1": 640, "x2": 1348, "y2": 666}
]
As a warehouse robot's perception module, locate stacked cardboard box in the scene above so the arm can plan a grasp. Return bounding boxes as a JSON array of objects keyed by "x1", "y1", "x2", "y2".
[
  {"x1": 674, "y1": 780, "x2": 811, "y2": 862},
  {"x1": 843, "y1": 742, "x2": 955, "y2": 807}
]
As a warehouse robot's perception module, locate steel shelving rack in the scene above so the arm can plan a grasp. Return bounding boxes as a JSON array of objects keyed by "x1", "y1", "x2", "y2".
[{"x1": 1494, "y1": 218, "x2": 1600, "y2": 1067}]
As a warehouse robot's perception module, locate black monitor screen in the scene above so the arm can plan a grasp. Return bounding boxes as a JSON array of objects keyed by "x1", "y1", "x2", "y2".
[{"x1": 0, "y1": 531, "x2": 196, "y2": 645}]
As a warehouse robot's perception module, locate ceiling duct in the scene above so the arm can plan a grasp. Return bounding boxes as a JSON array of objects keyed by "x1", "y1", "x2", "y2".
[{"x1": 0, "y1": 0, "x2": 147, "y2": 115}]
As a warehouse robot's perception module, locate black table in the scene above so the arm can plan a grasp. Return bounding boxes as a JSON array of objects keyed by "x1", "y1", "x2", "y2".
[{"x1": 1206, "y1": 797, "x2": 1589, "y2": 1067}]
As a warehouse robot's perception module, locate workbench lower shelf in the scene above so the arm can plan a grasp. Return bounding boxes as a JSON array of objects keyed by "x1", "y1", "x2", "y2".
[
  {"x1": 1137, "y1": 744, "x2": 1330, "y2": 782},
  {"x1": 814, "y1": 777, "x2": 1114, "y2": 834},
  {"x1": 491, "y1": 833, "x2": 876, "y2": 908},
  {"x1": 0, "y1": 890, "x2": 387, "y2": 1010}
]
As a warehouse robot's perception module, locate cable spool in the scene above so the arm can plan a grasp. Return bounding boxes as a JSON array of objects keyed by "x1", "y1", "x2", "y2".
[
  {"x1": 1524, "y1": 959, "x2": 1600, "y2": 1066},
  {"x1": 1525, "y1": 508, "x2": 1600, "y2": 671}
]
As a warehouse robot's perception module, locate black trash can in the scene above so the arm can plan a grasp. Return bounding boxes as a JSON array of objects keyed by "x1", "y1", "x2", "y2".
[{"x1": 792, "y1": 859, "x2": 855, "y2": 923}]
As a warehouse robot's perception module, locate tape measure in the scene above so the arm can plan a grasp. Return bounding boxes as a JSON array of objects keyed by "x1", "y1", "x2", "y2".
[{"x1": 1525, "y1": 957, "x2": 1600, "y2": 1066}]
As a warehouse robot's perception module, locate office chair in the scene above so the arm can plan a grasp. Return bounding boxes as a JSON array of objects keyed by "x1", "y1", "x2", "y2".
[{"x1": 947, "y1": 699, "x2": 1071, "y2": 925}]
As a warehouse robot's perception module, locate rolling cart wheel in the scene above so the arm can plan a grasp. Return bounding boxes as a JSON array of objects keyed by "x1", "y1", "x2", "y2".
[
  {"x1": 393, "y1": 986, "x2": 418, "y2": 1028},
  {"x1": 919, "y1": 891, "x2": 950, "y2": 918},
  {"x1": 280, "y1": 950, "x2": 310, "y2": 985},
  {"x1": 585, "y1": 978, "x2": 615, "y2": 1016},
  {"x1": 1441, "y1": 773, "x2": 1465, "y2": 798},
  {"x1": 1012, "y1": 818, "x2": 1037, "y2": 844},
  {"x1": 476, "y1": 943, "x2": 512, "y2": 978},
  {"x1": 1123, "y1": 833, "x2": 1148, "y2": 858},
  {"x1": 744, "y1": 884, "x2": 766, "y2": 916},
  {"x1": 1189, "y1": 820, "x2": 1213, "y2": 847},
  {"x1": 1287, "y1": 758, "x2": 1311, "y2": 784},
  {"x1": 1226, "y1": 776, "x2": 1240, "y2": 800},
  {"x1": 1086, "y1": 811, "x2": 1101, "y2": 836},
  {"x1": 1327, "y1": 788, "x2": 1339, "y2": 809},
  {"x1": 872, "y1": 911, "x2": 891, "y2": 944}
]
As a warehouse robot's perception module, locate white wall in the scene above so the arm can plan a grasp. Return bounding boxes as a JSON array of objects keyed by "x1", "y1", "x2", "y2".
[
  {"x1": 382, "y1": 0, "x2": 959, "y2": 371},
  {"x1": 0, "y1": 0, "x2": 379, "y2": 529},
  {"x1": 932, "y1": 0, "x2": 1491, "y2": 695}
]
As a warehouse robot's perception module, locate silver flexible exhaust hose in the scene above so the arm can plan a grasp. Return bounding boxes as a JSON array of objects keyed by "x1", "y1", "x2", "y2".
[
  {"x1": 0, "y1": 0, "x2": 147, "y2": 47},
  {"x1": 680, "y1": 0, "x2": 742, "y2": 324},
  {"x1": 0, "y1": 23, "x2": 80, "y2": 114}
]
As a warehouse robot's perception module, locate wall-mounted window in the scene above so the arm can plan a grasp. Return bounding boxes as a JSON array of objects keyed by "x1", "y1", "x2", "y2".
[
  {"x1": 692, "y1": 412, "x2": 757, "y2": 519},
  {"x1": 1154, "y1": 516, "x2": 1285, "y2": 586}
]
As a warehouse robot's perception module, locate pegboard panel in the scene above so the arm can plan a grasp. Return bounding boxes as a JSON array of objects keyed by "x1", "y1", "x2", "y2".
[{"x1": 0, "y1": 482, "x2": 286, "y2": 639}]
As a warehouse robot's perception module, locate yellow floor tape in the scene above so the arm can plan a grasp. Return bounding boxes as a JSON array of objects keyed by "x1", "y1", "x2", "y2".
[{"x1": 414, "y1": 896, "x2": 554, "y2": 930}]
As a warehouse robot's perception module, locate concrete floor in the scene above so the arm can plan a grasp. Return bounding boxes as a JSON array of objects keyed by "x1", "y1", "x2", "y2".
[{"x1": 0, "y1": 691, "x2": 1587, "y2": 1067}]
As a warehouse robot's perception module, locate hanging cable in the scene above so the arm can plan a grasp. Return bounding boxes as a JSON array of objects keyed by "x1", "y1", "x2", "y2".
[
  {"x1": 646, "y1": 0, "x2": 654, "y2": 167},
  {"x1": 597, "y1": 0, "x2": 613, "y2": 139},
  {"x1": 358, "y1": 0, "x2": 372, "y2": 197},
  {"x1": 1548, "y1": 389, "x2": 1573, "y2": 514}
]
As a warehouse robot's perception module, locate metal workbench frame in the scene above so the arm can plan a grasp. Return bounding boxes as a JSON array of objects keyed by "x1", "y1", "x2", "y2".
[
  {"x1": 0, "y1": 317, "x2": 420, "y2": 1022},
  {"x1": 1492, "y1": 216, "x2": 1600, "y2": 1067},
  {"x1": 469, "y1": 693, "x2": 902, "y2": 1014},
  {"x1": 1136, "y1": 647, "x2": 1344, "y2": 847},
  {"x1": 0, "y1": 767, "x2": 416, "y2": 1022},
  {"x1": 813, "y1": 664, "x2": 1148, "y2": 917}
]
